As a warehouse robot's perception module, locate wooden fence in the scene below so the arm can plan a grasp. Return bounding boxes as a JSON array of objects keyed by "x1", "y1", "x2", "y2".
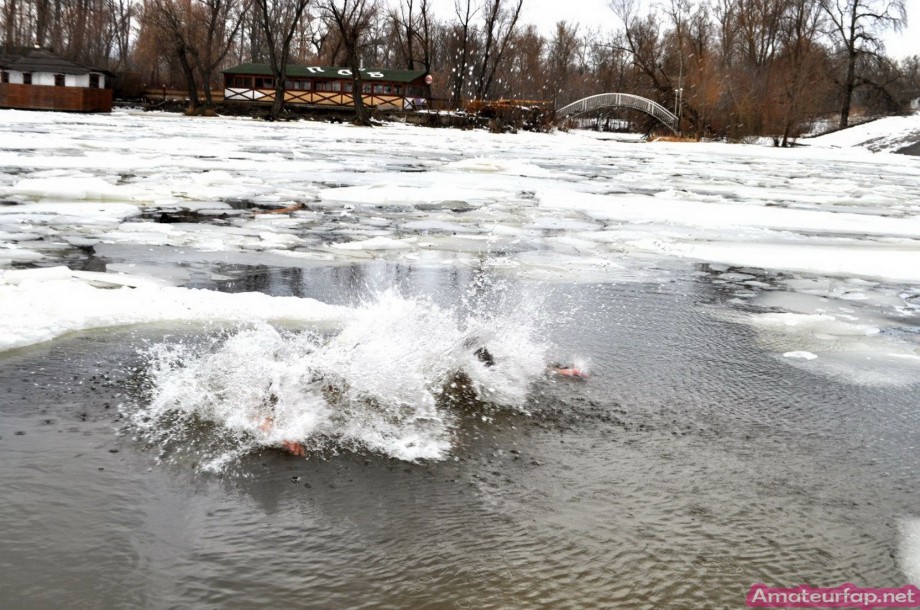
[{"x1": 0, "y1": 83, "x2": 112, "y2": 112}]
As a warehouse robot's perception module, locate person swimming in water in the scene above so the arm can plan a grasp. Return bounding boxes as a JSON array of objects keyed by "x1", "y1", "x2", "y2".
[
  {"x1": 475, "y1": 344, "x2": 587, "y2": 378},
  {"x1": 265, "y1": 344, "x2": 587, "y2": 456},
  {"x1": 548, "y1": 365, "x2": 588, "y2": 379}
]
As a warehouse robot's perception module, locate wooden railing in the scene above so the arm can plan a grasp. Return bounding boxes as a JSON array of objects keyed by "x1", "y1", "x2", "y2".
[{"x1": 141, "y1": 88, "x2": 225, "y2": 103}]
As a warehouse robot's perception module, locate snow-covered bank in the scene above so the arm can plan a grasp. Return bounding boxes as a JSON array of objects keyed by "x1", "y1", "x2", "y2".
[{"x1": 808, "y1": 114, "x2": 920, "y2": 153}]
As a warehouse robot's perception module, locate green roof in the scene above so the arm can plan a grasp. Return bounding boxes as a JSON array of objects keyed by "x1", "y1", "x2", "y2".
[{"x1": 223, "y1": 63, "x2": 427, "y2": 83}]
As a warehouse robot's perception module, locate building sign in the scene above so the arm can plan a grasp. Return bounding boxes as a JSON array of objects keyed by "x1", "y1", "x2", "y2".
[{"x1": 300, "y1": 67, "x2": 386, "y2": 79}]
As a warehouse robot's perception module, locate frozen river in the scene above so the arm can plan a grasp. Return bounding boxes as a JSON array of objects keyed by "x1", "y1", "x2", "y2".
[{"x1": 1, "y1": 110, "x2": 920, "y2": 607}]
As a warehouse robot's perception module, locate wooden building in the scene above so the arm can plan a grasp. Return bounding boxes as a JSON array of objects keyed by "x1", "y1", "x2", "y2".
[
  {"x1": 222, "y1": 64, "x2": 431, "y2": 111},
  {"x1": 0, "y1": 48, "x2": 112, "y2": 113}
]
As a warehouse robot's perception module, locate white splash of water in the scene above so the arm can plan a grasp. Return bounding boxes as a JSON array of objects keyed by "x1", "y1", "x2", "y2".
[{"x1": 131, "y1": 289, "x2": 549, "y2": 469}]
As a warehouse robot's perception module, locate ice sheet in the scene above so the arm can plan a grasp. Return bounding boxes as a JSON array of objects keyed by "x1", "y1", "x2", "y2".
[
  {"x1": 0, "y1": 267, "x2": 349, "y2": 352},
  {"x1": 0, "y1": 109, "x2": 918, "y2": 385}
]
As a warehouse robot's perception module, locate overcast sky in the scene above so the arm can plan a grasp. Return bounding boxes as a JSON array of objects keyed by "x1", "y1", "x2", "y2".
[{"x1": 427, "y1": 0, "x2": 918, "y2": 60}]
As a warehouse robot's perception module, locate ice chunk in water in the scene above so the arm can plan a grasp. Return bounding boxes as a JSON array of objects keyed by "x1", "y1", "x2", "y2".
[
  {"x1": 900, "y1": 518, "x2": 920, "y2": 586},
  {"x1": 7, "y1": 176, "x2": 131, "y2": 200},
  {"x1": 783, "y1": 351, "x2": 818, "y2": 360}
]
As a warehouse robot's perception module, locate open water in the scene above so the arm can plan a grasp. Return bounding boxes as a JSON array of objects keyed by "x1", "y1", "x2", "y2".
[{"x1": 2, "y1": 261, "x2": 918, "y2": 609}]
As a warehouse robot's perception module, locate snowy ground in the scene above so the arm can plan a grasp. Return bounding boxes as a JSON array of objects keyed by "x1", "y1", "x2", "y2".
[{"x1": 1, "y1": 109, "x2": 919, "y2": 385}]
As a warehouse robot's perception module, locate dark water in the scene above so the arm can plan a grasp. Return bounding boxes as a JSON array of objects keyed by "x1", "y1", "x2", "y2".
[
  {"x1": 898, "y1": 141, "x2": 920, "y2": 156},
  {"x1": 1, "y1": 264, "x2": 918, "y2": 609}
]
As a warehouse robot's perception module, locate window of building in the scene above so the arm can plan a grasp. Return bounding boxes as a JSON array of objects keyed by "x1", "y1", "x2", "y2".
[
  {"x1": 22, "y1": 72, "x2": 32, "y2": 85},
  {"x1": 284, "y1": 79, "x2": 311, "y2": 91},
  {"x1": 314, "y1": 80, "x2": 340, "y2": 92},
  {"x1": 229, "y1": 75, "x2": 251, "y2": 88},
  {"x1": 55, "y1": 74, "x2": 65, "y2": 86},
  {"x1": 254, "y1": 77, "x2": 274, "y2": 89},
  {"x1": 1, "y1": 71, "x2": 8, "y2": 84},
  {"x1": 89, "y1": 74, "x2": 100, "y2": 89}
]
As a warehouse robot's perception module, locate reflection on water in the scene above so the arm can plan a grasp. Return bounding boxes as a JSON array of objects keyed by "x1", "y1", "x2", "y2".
[{"x1": 1, "y1": 265, "x2": 918, "y2": 609}]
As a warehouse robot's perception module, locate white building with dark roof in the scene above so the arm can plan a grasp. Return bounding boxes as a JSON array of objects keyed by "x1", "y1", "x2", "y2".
[{"x1": 0, "y1": 48, "x2": 112, "y2": 112}]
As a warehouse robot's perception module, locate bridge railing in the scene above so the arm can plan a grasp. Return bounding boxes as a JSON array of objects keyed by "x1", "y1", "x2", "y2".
[{"x1": 556, "y1": 93, "x2": 679, "y2": 132}]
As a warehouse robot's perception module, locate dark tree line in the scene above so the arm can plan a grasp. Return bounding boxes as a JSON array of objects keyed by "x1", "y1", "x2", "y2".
[{"x1": 2, "y1": 0, "x2": 917, "y2": 138}]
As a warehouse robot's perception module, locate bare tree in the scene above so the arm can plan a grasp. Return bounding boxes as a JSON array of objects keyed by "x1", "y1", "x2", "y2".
[
  {"x1": 144, "y1": 0, "x2": 203, "y2": 111},
  {"x1": 415, "y1": 0, "x2": 432, "y2": 72},
  {"x1": 776, "y1": 0, "x2": 825, "y2": 145},
  {"x1": 389, "y1": 0, "x2": 432, "y2": 71},
  {"x1": 192, "y1": 0, "x2": 250, "y2": 107},
  {"x1": 450, "y1": 0, "x2": 476, "y2": 108},
  {"x1": 507, "y1": 23, "x2": 545, "y2": 100},
  {"x1": 389, "y1": 0, "x2": 414, "y2": 69},
  {"x1": 2, "y1": 0, "x2": 17, "y2": 51},
  {"x1": 145, "y1": 0, "x2": 248, "y2": 111},
  {"x1": 610, "y1": 0, "x2": 670, "y2": 97},
  {"x1": 669, "y1": 1, "x2": 723, "y2": 138},
  {"x1": 254, "y1": 0, "x2": 311, "y2": 119},
  {"x1": 819, "y1": 0, "x2": 907, "y2": 127},
  {"x1": 712, "y1": 0, "x2": 789, "y2": 137},
  {"x1": 473, "y1": 0, "x2": 522, "y2": 99},
  {"x1": 547, "y1": 21, "x2": 579, "y2": 105},
  {"x1": 321, "y1": 0, "x2": 377, "y2": 126},
  {"x1": 111, "y1": 0, "x2": 135, "y2": 71}
]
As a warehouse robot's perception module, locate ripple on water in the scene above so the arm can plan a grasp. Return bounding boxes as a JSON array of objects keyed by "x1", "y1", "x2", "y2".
[{"x1": 1, "y1": 273, "x2": 918, "y2": 608}]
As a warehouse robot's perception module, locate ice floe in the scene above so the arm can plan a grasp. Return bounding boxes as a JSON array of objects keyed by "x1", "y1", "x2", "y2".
[
  {"x1": 0, "y1": 109, "x2": 918, "y2": 385},
  {"x1": 0, "y1": 266, "x2": 348, "y2": 352}
]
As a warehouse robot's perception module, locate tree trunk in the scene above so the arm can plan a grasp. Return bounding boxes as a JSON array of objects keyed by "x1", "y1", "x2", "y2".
[
  {"x1": 271, "y1": 70, "x2": 286, "y2": 119},
  {"x1": 350, "y1": 64, "x2": 372, "y2": 125},
  {"x1": 403, "y1": 0, "x2": 415, "y2": 70},
  {"x1": 452, "y1": 43, "x2": 468, "y2": 109},
  {"x1": 451, "y1": 0, "x2": 472, "y2": 110},
  {"x1": 840, "y1": 50, "x2": 857, "y2": 129},
  {"x1": 35, "y1": 0, "x2": 49, "y2": 47},
  {"x1": 420, "y1": 0, "x2": 431, "y2": 73},
  {"x1": 177, "y1": 47, "x2": 200, "y2": 113},
  {"x1": 202, "y1": 77, "x2": 214, "y2": 108},
  {"x1": 3, "y1": 0, "x2": 16, "y2": 51}
]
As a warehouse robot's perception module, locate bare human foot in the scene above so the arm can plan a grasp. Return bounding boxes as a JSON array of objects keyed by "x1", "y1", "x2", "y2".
[
  {"x1": 281, "y1": 440, "x2": 306, "y2": 457},
  {"x1": 259, "y1": 416, "x2": 306, "y2": 456},
  {"x1": 549, "y1": 367, "x2": 589, "y2": 379},
  {"x1": 258, "y1": 416, "x2": 274, "y2": 432}
]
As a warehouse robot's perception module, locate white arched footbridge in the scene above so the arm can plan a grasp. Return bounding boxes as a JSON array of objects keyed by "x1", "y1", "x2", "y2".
[{"x1": 556, "y1": 93, "x2": 679, "y2": 132}]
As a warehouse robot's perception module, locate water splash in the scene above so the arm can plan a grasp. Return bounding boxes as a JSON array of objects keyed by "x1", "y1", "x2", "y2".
[{"x1": 129, "y1": 288, "x2": 550, "y2": 470}]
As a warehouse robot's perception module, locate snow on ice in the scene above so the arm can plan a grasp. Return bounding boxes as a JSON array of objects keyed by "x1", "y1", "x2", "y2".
[{"x1": 0, "y1": 108, "x2": 919, "y2": 386}]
